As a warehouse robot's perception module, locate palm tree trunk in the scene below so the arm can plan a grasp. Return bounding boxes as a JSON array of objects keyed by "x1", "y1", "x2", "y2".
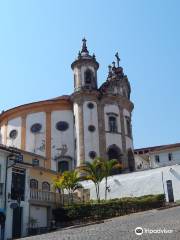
[
  {"x1": 105, "y1": 177, "x2": 108, "y2": 201},
  {"x1": 95, "y1": 184, "x2": 99, "y2": 202},
  {"x1": 97, "y1": 184, "x2": 100, "y2": 203}
]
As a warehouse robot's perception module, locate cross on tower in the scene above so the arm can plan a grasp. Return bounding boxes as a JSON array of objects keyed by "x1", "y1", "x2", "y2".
[{"x1": 115, "y1": 52, "x2": 120, "y2": 67}]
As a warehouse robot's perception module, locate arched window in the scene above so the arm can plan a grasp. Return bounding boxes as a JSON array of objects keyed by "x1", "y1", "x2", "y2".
[
  {"x1": 58, "y1": 161, "x2": 69, "y2": 173},
  {"x1": 30, "y1": 179, "x2": 38, "y2": 189},
  {"x1": 126, "y1": 117, "x2": 132, "y2": 138},
  {"x1": 85, "y1": 69, "x2": 93, "y2": 84},
  {"x1": 109, "y1": 116, "x2": 117, "y2": 133},
  {"x1": 42, "y1": 182, "x2": 50, "y2": 192},
  {"x1": 107, "y1": 145, "x2": 122, "y2": 175}
]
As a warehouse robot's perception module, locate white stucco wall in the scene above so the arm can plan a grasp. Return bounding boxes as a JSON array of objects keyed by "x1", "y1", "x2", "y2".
[
  {"x1": 82, "y1": 164, "x2": 180, "y2": 202},
  {"x1": 7, "y1": 117, "x2": 22, "y2": 148},
  {"x1": 83, "y1": 101, "x2": 99, "y2": 162},
  {"x1": 0, "y1": 125, "x2": 5, "y2": 144},
  {"x1": 51, "y1": 110, "x2": 74, "y2": 171},
  {"x1": 26, "y1": 112, "x2": 46, "y2": 157},
  {"x1": 104, "y1": 104, "x2": 122, "y2": 150},
  {"x1": 150, "y1": 149, "x2": 180, "y2": 168}
]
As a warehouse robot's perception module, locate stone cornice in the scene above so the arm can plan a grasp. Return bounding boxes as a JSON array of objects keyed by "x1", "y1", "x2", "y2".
[{"x1": 0, "y1": 97, "x2": 72, "y2": 123}]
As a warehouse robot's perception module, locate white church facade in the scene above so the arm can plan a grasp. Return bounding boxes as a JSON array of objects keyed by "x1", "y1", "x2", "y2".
[{"x1": 0, "y1": 39, "x2": 135, "y2": 174}]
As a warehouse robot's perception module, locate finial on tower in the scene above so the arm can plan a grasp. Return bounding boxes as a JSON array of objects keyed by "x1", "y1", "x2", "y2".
[
  {"x1": 81, "y1": 38, "x2": 89, "y2": 53},
  {"x1": 112, "y1": 61, "x2": 115, "y2": 68},
  {"x1": 115, "y1": 52, "x2": 120, "y2": 67}
]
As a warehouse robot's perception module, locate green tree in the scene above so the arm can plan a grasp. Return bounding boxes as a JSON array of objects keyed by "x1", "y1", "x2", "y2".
[
  {"x1": 98, "y1": 158, "x2": 121, "y2": 200},
  {"x1": 80, "y1": 159, "x2": 104, "y2": 203},
  {"x1": 62, "y1": 170, "x2": 83, "y2": 204},
  {"x1": 52, "y1": 174, "x2": 65, "y2": 205}
]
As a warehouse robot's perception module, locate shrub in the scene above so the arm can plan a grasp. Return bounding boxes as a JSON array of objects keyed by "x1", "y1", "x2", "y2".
[{"x1": 53, "y1": 194, "x2": 165, "y2": 223}]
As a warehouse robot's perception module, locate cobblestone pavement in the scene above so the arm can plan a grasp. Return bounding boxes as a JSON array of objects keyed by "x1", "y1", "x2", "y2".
[{"x1": 23, "y1": 206, "x2": 180, "y2": 240}]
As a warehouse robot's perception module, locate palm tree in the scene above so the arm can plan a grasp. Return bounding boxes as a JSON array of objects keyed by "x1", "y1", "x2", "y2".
[
  {"x1": 62, "y1": 170, "x2": 82, "y2": 204},
  {"x1": 98, "y1": 158, "x2": 121, "y2": 200},
  {"x1": 80, "y1": 159, "x2": 104, "y2": 203},
  {"x1": 52, "y1": 174, "x2": 65, "y2": 205}
]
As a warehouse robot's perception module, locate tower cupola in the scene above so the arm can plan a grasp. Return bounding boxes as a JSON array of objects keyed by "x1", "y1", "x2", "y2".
[{"x1": 71, "y1": 39, "x2": 99, "y2": 92}]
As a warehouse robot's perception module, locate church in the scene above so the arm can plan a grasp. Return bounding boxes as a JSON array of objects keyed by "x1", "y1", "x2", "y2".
[{"x1": 0, "y1": 39, "x2": 135, "y2": 173}]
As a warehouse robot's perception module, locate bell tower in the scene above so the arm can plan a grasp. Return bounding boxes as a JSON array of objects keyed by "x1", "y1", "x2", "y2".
[{"x1": 71, "y1": 38, "x2": 99, "y2": 92}]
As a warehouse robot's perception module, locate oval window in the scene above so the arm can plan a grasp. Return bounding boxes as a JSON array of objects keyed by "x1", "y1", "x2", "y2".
[
  {"x1": 9, "y1": 129, "x2": 18, "y2": 139},
  {"x1": 56, "y1": 121, "x2": 69, "y2": 131},
  {"x1": 88, "y1": 125, "x2": 96, "y2": 132},
  {"x1": 87, "y1": 102, "x2": 94, "y2": 109},
  {"x1": 31, "y1": 123, "x2": 42, "y2": 133}
]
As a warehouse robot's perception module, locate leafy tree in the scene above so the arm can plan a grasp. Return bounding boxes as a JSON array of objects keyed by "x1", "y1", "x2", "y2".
[
  {"x1": 80, "y1": 159, "x2": 104, "y2": 203},
  {"x1": 52, "y1": 174, "x2": 65, "y2": 205},
  {"x1": 61, "y1": 170, "x2": 83, "y2": 204}
]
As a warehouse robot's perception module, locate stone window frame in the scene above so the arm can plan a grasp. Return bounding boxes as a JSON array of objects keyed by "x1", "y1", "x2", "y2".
[
  {"x1": 42, "y1": 181, "x2": 50, "y2": 192},
  {"x1": 30, "y1": 123, "x2": 42, "y2": 134},
  {"x1": 56, "y1": 156, "x2": 72, "y2": 173},
  {"x1": 125, "y1": 116, "x2": 132, "y2": 138},
  {"x1": 9, "y1": 129, "x2": 18, "y2": 139},
  {"x1": 56, "y1": 121, "x2": 69, "y2": 131},
  {"x1": 84, "y1": 69, "x2": 94, "y2": 85},
  {"x1": 88, "y1": 125, "x2": 96, "y2": 132},
  {"x1": 87, "y1": 102, "x2": 94, "y2": 109},
  {"x1": 155, "y1": 155, "x2": 160, "y2": 163},
  {"x1": 108, "y1": 115, "x2": 118, "y2": 133},
  {"x1": 168, "y1": 153, "x2": 173, "y2": 161},
  {"x1": 32, "y1": 158, "x2": 39, "y2": 166},
  {"x1": 30, "y1": 179, "x2": 38, "y2": 189}
]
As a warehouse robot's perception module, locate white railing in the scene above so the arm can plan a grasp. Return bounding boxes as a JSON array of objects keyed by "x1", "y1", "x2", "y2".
[{"x1": 30, "y1": 189, "x2": 61, "y2": 203}]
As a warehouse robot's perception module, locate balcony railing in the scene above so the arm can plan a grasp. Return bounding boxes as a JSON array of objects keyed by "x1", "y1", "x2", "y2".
[{"x1": 30, "y1": 189, "x2": 61, "y2": 203}]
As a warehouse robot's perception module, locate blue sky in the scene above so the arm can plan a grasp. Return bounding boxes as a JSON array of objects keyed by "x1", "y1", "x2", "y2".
[{"x1": 0, "y1": 0, "x2": 179, "y2": 148}]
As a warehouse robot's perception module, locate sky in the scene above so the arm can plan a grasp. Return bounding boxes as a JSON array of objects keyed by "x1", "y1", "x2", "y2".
[{"x1": 0, "y1": 0, "x2": 179, "y2": 148}]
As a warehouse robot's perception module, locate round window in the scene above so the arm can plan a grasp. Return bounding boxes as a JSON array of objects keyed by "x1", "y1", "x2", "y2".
[
  {"x1": 56, "y1": 121, "x2": 69, "y2": 131},
  {"x1": 87, "y1": 102, "x2": 94, "y2": 109},
  {"x1": 31, "y1": 123, "x2": 42, "y2": 133},
  {"x1": 88, "y1": 125, "x2": 96, "y2": 132},
  {"x1": 89, "y1": 151, "x2": 97, "y2": 159},
  {"x1": 9, "y1": 129, "x2": 18, "y2": 139}
]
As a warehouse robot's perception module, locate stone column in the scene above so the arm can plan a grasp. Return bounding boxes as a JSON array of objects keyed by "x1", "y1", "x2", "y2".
[
  {"x1": 4, "y1": 121, "x2": 8, "y2": 145},
  {"x1": 119, "y1": 106, "x2": 129, "y2": 170},
  {"x1": 21, "y1": 114, "x2": 26, "y2": 150},
  {"x1": 46, "y1": 111, "x2": 51, "y2": 169},
  {"x1": 97, "y1": 102, "x2": 106, "y2": 159},
  {"x1": 78, "y1": 104, "x2": 85, "y2": 165}
]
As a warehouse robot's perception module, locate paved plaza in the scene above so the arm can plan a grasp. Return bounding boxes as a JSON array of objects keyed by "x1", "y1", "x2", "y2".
[{"x1": 23, "y1": 206, "x2": 180, "y2": 240}]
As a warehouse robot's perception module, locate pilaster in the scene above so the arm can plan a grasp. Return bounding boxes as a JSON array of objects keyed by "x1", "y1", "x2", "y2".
[{"x1": 46, "y1": 111, "x2": 51, "y2": 169}]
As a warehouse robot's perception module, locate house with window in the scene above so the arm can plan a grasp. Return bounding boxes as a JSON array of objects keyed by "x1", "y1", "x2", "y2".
[
  {"x1": 0, "y1": 144, "x2": 60, "y2": 239},
  {"x1": 134, "y1": 143, "x2": 180, "y2": 170},
  {"x1": 0, "y1": 144, "x2": 88, "y2": 239}
]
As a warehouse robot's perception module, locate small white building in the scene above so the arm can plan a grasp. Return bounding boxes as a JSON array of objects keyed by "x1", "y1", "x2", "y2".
[{"x1": 134, "y1": 143, "x2": 180, "y2": 170}]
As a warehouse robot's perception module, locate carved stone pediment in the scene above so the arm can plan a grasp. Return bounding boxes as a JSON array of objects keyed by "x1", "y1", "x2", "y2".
[{"x1": 99, "y1": 76, "x2": 131, "y2": 99}]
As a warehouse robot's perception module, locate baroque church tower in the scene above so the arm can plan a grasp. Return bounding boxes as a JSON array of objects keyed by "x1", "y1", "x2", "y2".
[{"x1": 71, "y1": 39, "x2": 135, "y2": 172}]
